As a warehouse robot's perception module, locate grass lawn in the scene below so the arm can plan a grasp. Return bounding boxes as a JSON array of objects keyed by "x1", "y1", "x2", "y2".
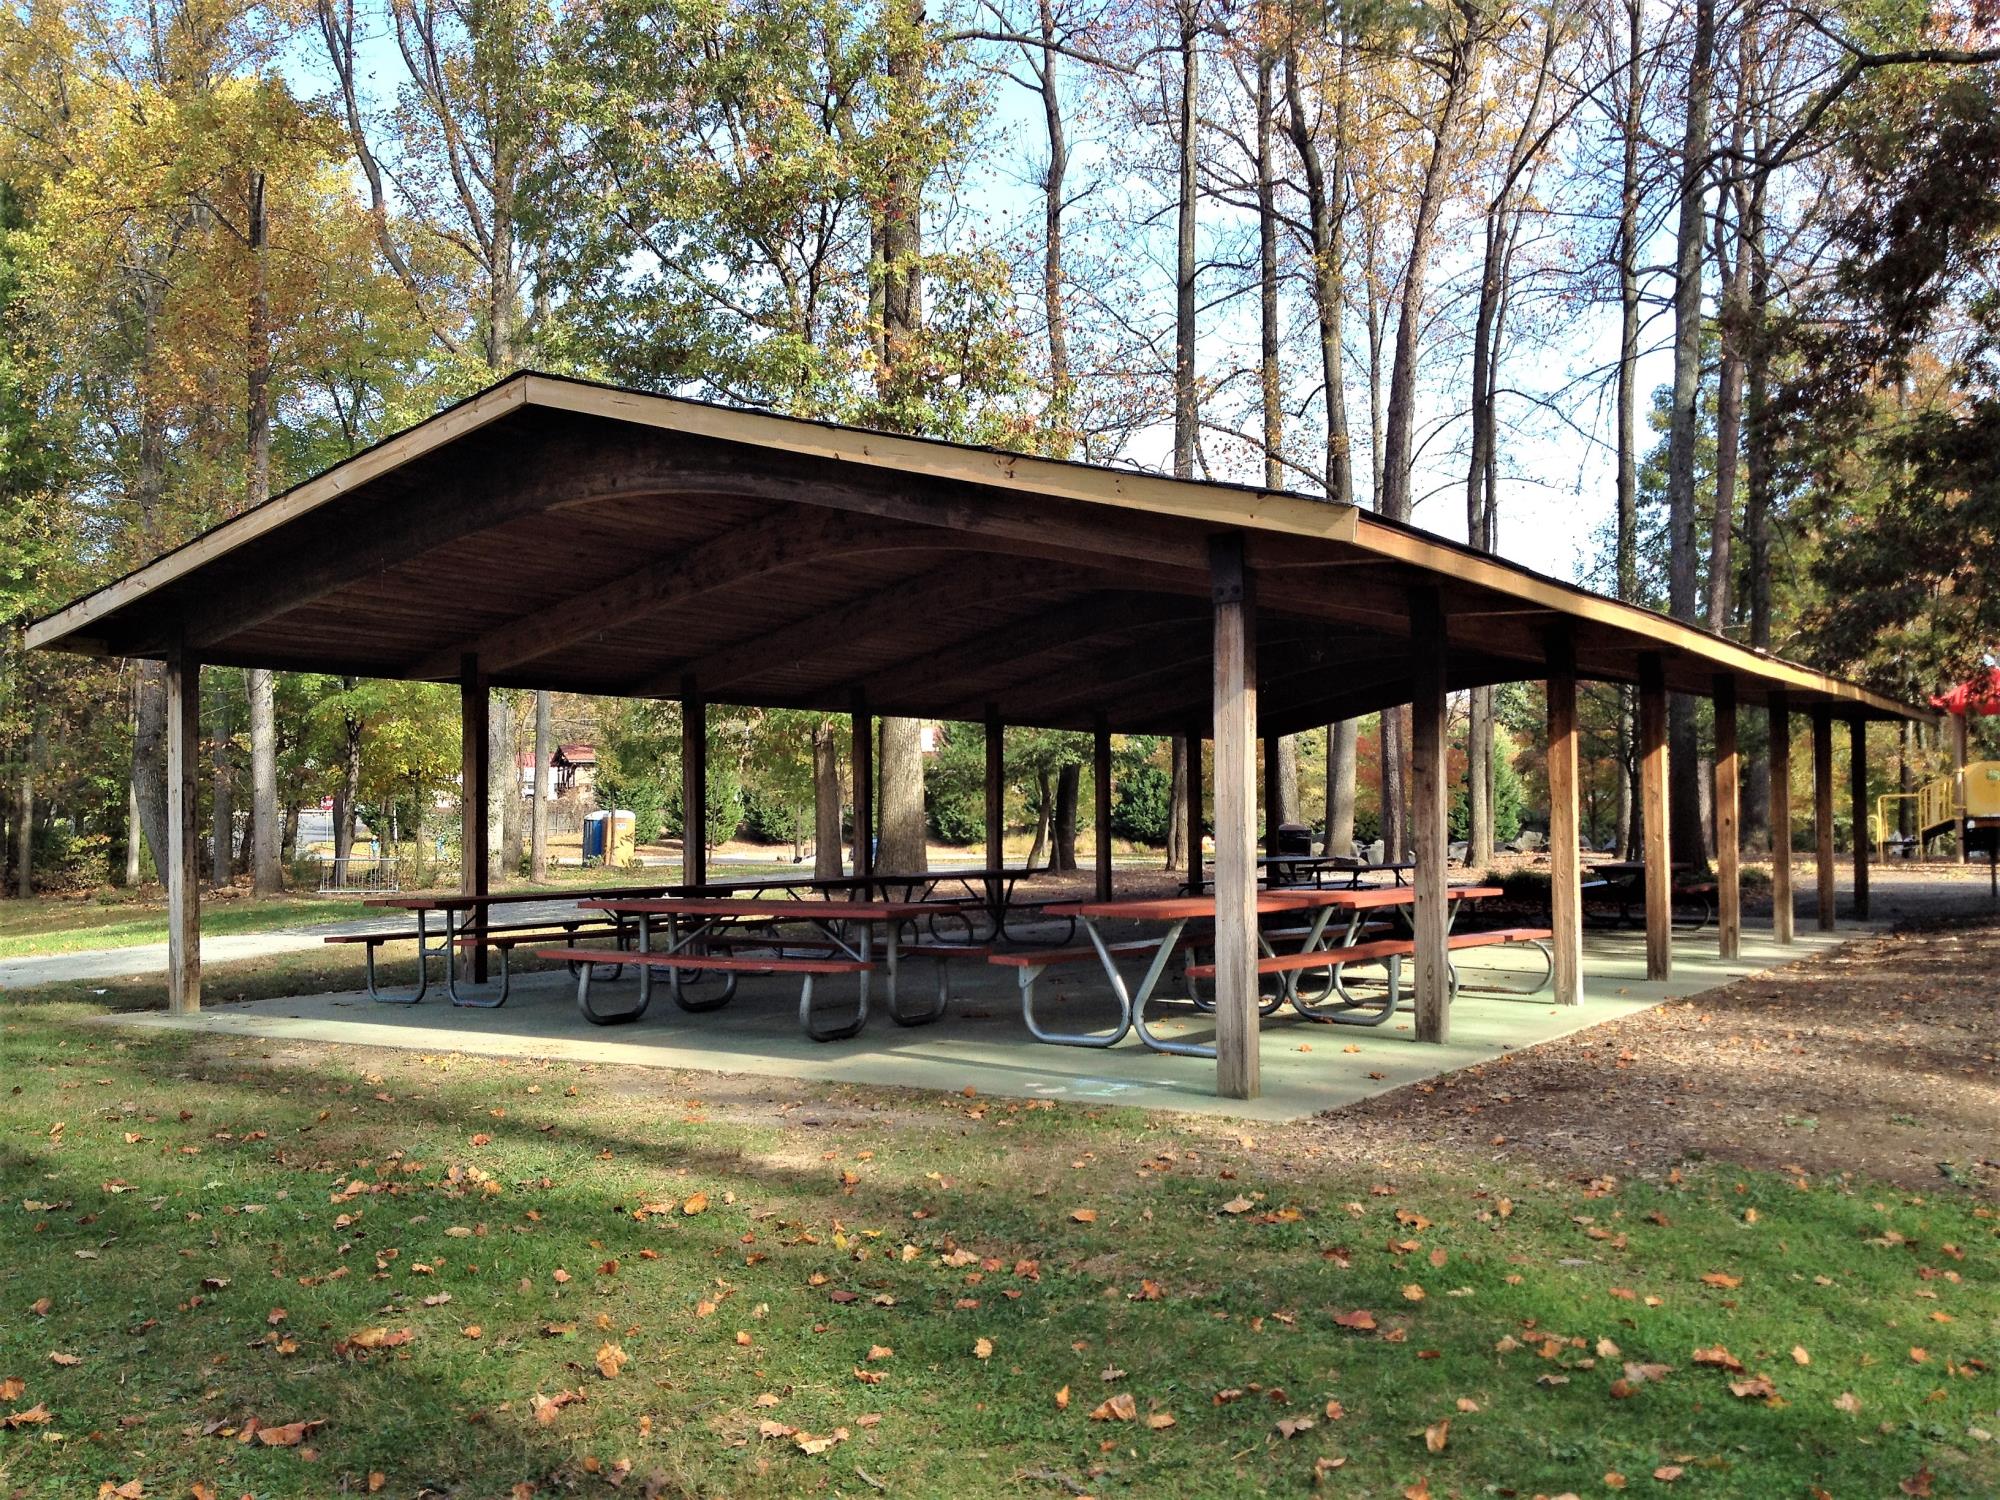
[
  {"x1": 0, "y1": 894, "x2": 337, "y2": 960},
  {"x1": 1, "y1": 1001, "x2": 1994, "y2": 1498}
]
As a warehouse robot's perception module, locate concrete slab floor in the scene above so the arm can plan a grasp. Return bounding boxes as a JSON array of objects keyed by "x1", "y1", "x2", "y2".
[{"x1": 99, "y1": 925, "x2": 1870, "y2": 1123}]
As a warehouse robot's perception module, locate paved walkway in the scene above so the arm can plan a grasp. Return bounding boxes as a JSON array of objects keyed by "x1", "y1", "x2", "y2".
[{"x1": 101, "y1": 923, "x2": 1867, "y2": 1122}]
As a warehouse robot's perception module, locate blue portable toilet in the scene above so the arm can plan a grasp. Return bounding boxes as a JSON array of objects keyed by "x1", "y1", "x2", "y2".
[{"x1": 582, "y1": 810, "x2": 611, "y2": 862}]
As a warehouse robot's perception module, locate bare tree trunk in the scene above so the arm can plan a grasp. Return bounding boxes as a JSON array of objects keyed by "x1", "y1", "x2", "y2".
[
  {"x1": 1664, "y1": 0, "x2": 1716, "y2": 871},
  {"x1": 1052, "y1": 763, "x2": 1080, "y2": 871},
  {"x1": 245, "y1": 168, "x2": 281, "y2": 897},
  {"x1": 1274, "y1": 734, "x2": 1300, "y2": 826},
  {"x1": 211, "y1": 688, "x2": 233, "y2": 889},
  {"x1": 124, "y1": 762, "x2": 141, "y2": 886},
  {"x1": 487, "y1": 691, "x2": 511, "y2": 878},
  {"x1": 1613, "y1": 0, "x2": 1643, "y2": 864},
  {"x1": 333, "y1": 691, "x2": 362, "y2": 865},
  {"x1": 530, "y1": 690, "x2": 551, "y2": 880},
  {"x1": 1027, "y1": 767, "x2": 1052, "y2": 868},
  {"x1": 1166, "y1": 736, "x2": 1187, "y2": 870},
  {"x1": 1326, "y1": 720, "x2": 1357, "y2": 853},
  {"x1": 877, "y1": 717, "x2": 927, "y2": 872},
  {"x1": 814, "y1": 721, "x2": 844, "y2": 879},
  {"x1": 1037, "y1": 0, "x2": 1073, "y2": 451},
  {"x1": 13, "y1": 723, "x2": 31, "y2": 897},
  {"x1": 248, "y1": 670, "x2": 279, "y2": 893},
  {"x1": 1172, "y1": 0, "x2": 1199, "y2": 480}
]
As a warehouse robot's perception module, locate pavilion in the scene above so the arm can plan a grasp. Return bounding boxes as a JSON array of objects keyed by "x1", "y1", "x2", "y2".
[{"x1": 24, "y1": 372, "x2": 1921, "y2": 1100}]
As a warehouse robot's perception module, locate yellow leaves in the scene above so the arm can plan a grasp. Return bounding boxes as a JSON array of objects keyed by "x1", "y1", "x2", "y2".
[
  {"x1": 1331, "y1": 1309, "x2": 1376, "y2": 1331},
  {"x1": 1654, "y1": 1465, "x2": 1685, "y2": 1483},
  {"x1": 461, "y1": 1325, "x2": 483, "y2": 1340},
  {"x1": 1727, "y1": 1374, "x2": 1779, "y2": 1401},
  {"x1": 865, "y1": 1345, "x2": 893, "y2": 1362},
  {"x1": 1401, "y1": 1283, "x2": 1426, "y2": 1302},
  {"x1": 593, "y1": 1342, "x2": 627, "y2": 1379},
  {"x1": 1833, "y1": 1390, "x2": 1862, "y2": 1414},
  {"x1": 1424, "y1": 1417, "x2": 1449, "y2": 1452},
  {"x1": 551, "y1": 1269, "x2": 572, "y2": 1285},
  {"x1": 1220, "y1": 1196, "x2": 1255, "y2": 1215},
  {"x1": 0, "y1": 1377, "x2": 25, "y2": 1402},
  {"x1": 1089, "y1": 1393, "x2": 1137, "y2": 1421},
  {"x1": 1698, "y1": 1272, "x2": 1742, "y2": 1290},
  {"x1": 1691, "y1": 1346, "x2": 1743, "y2": 1373},
  {"x1": 2, "y1": 1403, "x2": 52, "y2": 1429},
  {"x1": 1070, "y1": 1208, "x2": 1097, "y2": 1224},
  {"x1": 48, "y1": 1351, "x2": 81, "y2": 1367},
  {"x1": 972, "y1": 1337, "x2": 993, "y2": 1360},
  {"x1": 682, "y1": 1192, "x2": 709, "y2": 1216},
  {"x1": 1144, "y1": 1411, "x2": 1176, "y2": 1430},
  {"x1": 251, "y1": 1417, "x2": 325, "y2": 1447},
  {"x1": 96, "y1": 1482, "x2": 143, "y2": 1498},
  {"x1": 1053, "y1": 1384, "x2": 1070, "y2": 1410},
  {"x1": 1790, "y1": 1345, "x2": 1811, "y2": 1366}
]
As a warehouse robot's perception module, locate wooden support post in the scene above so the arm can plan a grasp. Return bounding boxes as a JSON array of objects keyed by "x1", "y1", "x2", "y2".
[
  {"x1": 1813, "y1": 708, "x2": 1836, "y2": 931},
  {"x1": 1714, "y1": 675, "x2": 1741, "y2": 960},
  {"x1": 1545, "y1": 630, "x2": 1583, "y2": 1006},
  {"x1": 1638, "y1": 654, "x2": 1671, "y2": 981},
  {"x1": 1185, "y1": 725, "x2": 1204, "y2": 891},
  {"x1": 1093, "y1": 714, "x2": 1113, "y2": 903},
  {"x1": 165, "y1": 641, "x2": 201, "y2": 1014},
  {"x1": 1210, "y1": 535, "x2": 1259, "y2": 1100},
  {"x1": 984, "y1": 705, "x2": 1004, "y2": 872},
  {"x1": 1769, "y1": 690, "x2": 1794, "y2": 943},
  {"x1": 1410, "y1": 586, "x2": 1451, "y2": 1041},
  {"x1": 459, "y1": 655, "x2": 489, "y2": 984},
  {"x1": 682, "y1": 680, "x2": 707, "y2": 890},
  {"x1": 851, "y1": 692, "x2": 873, "y2": 881},
  {"x1": 1850, "y1": 718, "x2": 1870, "y2": 921}
]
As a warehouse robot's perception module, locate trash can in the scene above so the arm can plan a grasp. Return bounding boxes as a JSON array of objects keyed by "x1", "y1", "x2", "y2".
[
  {"x1": 582, "y1": 810, "x2": 610, "y2": 863},
  {"x1": 1276, "y1": 822, "x2": 1313, "y2": 857}
]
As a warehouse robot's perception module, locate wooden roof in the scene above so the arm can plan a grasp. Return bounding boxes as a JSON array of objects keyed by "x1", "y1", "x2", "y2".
[{"x1": 25, "y1": 372, "x2": 1919, "y2": 732}]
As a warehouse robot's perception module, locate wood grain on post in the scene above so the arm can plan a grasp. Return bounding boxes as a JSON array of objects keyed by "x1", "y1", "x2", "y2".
[
  {"x1": 1813, "y1": 709, "x2": 1836, "y2": 931},
  {"x1": 1545, "y1": 631, "x2": 1584, "y2": 1005},
  {"x1": 1770, "y1": 690, "x2": 1794, "y2": 943},
  {"x1": 1638, "y1": 654, "x2": 1671, "y2": 981},
  {"x1": 1209, "y1": 535, "x2": 1260, "y2": 1100},
  {"x1": 1410, "y1": 587, "x2": 1450, "y2": 1042},
  {"x1": 1714, "y1": 675, "x2": 1741, "y2": 960},
  {"x1": 166, "y1": 642, "x2": 202, "y2": 1014}
]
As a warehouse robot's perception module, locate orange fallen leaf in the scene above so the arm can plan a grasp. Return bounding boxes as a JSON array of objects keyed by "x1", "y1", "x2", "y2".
[
  {"x1": 1090, "y1": 1393, "x2": 1138, "y2": 1421},
  {"x1": 682, "y1": 1192, "x2": 708, "y2": 1216},
  {"x1": 1054, "y1": 1384, "x2": 1070, "y2": 1410},
  {"x1": 1654, "y1": 1465, "x2": 1684, "y2": 1482},
  {"x1": 1070, "y1": 1208, "x2": 1097, "y2": 1224},
  {"x1": 973, "y1": 1337, "x2": 993, "y2": 1360},
  {"x1": 1332, "y1": 1309, "x2": 1376, "y2": 1331},
  {"x1": 594, "y1": 1342, "x2": 627, "y2": 1379},
  {"x1": 1145, "y1": 1411, "x2": 1176, "y2": 1430},
  {"x1": 1424, "y1": 1418, "x2": 1449, "y2": 1452},
  {"x1": 255, "y1": 1417, "x2": 326, "y2": 1447},
  {"x1": 1699, "y1": 1272, "x2": 1741, "y2": 1289}
]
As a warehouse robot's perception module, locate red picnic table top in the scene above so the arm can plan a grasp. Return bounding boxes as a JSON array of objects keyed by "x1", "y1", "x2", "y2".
[
  {"x1": 1044, "y1": 885, "x2": 1505, "y2": 922},
  {"x1": 579, "y1": 896, "x2": 948, "y2": 921}
]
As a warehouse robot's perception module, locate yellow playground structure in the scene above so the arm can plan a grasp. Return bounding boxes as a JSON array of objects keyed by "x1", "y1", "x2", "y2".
[{"x1": 1875, "y1": 761, "x2": 2000, "y2": 862}]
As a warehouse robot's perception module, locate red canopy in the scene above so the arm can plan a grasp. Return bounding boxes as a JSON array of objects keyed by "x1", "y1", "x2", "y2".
[{"x1": 1932, "y1": 668, "x2": 2000, "y2": 717}]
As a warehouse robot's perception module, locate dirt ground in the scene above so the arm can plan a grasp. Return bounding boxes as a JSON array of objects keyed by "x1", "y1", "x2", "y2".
[{"x1": 1322, "y1": 910, "x2": 2000, "y2": 1197}]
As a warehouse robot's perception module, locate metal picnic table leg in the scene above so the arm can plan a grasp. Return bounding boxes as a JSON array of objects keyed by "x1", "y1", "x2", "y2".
[
  {"x1": 444, "y1": 907, "x2": 512, "y2": 1008},
  {"x1": 364, "y1": 907, "x2": 433, "y2": 1005},
  {"x1": 1014, "y1": 914, "x2": 1134, "y2": 1048},
  {"x1": 576, "y1": 908, "x2": 653, "y2": 1026},
  {"x1": 800, "y1": 916, "x2": 870, "y2": 1041},
  {"x1": 668, "y1": 915, "x2": 738, "y2": 1013},
  {"x1": 1113, "y1": 919, "x2": 1217, "y2": 1058}
]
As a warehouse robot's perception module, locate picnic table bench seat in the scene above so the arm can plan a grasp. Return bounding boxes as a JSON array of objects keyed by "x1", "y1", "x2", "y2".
[
  {"x1": 537, "y1": 946, "x2": 884, "y2": 1039},
  {"x1": 327, "y1": 914, "x2": 633, "y2": 1006}
]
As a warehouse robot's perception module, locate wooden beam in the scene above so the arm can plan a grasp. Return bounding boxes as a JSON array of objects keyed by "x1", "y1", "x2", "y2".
[
  {"x1": 683, "y1": 682, "x2": 707, "y2": 889},
  {"x1": 629, "y1": 556, "x2": 1058, "y2": 700},
  {"x1": 411, "y1": 508, "x2": 927, "y2": 680},
  {"x1": 1814, "y1": 709, "x2": 1836, "y2": 931},
  {"x1": 1851, "y1": 718, "x2": 1870, "y2": 921},
  {"x1": 917, "y1": 597, "x2": 1202, "y2": 715},
  {"x1": 1210, "y1": 535, "x2": 1260, "y2": 1100},
  {"x1": 1546, "y1": 630, "x2": 1584, "y2": 1006},
  {"x1": 459, "y1": 655, "x2": 489, "y2": 984},
  {"x1": 1770, "y1": 691, "x2": 1794, "y2": 943},
  {"x1": 165, "y1": 641, "x2": 201, "y2": 1014},
  {"x1": 851, "y1": 693, "x2": 873, "y2": 881},
  {"x1": 1714, "y1": 674, "x2": 1742, "y2": 960},
  {"x1": 1638, "y1": 653, "x2": 1671, "y2": 980},
  {"x1": 1411, "y1": 586, "x2": 1451, "y2": 1042},
  {"x1": 1093, "y1": 715, "x2": 1113, "y2": 902},
  {"x1": 985, "y1": 707, "x2": 1005, "y2": 874}
]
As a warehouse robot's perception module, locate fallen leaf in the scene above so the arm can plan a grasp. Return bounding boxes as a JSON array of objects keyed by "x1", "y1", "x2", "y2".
[
  {"x1": 1699, "y1": 1272, "x2": 1741, "y2": 1290},
  {"x1": 1728, "y1": 1374, "x2": 1777, "y2": 1400},
  {"x1": 1654, "y1": 1466, "x2": 1684, "y2": 1483},
  {"x1": 1332, "y1": 1309, "x2": 1376, "y2": 1331},
  {"x1": 1791, "y1": 1345, "x2": 1811, "y2": 1366},
  {"x1": 1424, "y1": 1418, "x2": 1449, "y2": 1452},
  {"x1": 1220, "y1": 1196, "x2": 1254, "y2": 1215},
  {"x1": 1070, "y1": 1208, "x2": 1097, "y2": 1224},
  {"x1": 973, "y1": 1338, "x2": 993, "y2": 1360},
  {"x1": 1054, "y1": 1385, "x2": 1069, "y2": 1411},
  {"x1": 594, "y1": 1342, "x2": 627, "y2": 1379},
  {"x1": 1144, "y1": 1411, "x2": 1176, "y2": 1430},
  {"x1": 682, "y1": 1192, "x2": 708, "y2": 1216},
  {"x1": 254, "y1": 1417, "x2": 326, "y2": 1447},
  {"x1": 1089, "y1": 1393, "x2": 1137, "y2": 1422}
]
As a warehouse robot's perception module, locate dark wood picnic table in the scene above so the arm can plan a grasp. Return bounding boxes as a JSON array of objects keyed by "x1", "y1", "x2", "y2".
[
  {"x1": 1584, "y1": 861, "x2": 1714, "y2": 930},
  {"x1": 345, "y1": 883, "x2": 678, "y2": 1006},
  {"x1": 573, "y1": 895, "x2": 966, "y2": 1039},
  {"x1": 686, "y1": 866, "x2": 1052, "y2": 943},
  {"x1": 1184, "y1": 857, "x2": 1416, "y2": 894}
]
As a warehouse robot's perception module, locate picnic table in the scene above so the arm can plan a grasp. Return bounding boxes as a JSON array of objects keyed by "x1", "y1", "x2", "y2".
[
  {"x1": 1182, "y1": 857, "x2": 1416, "y2": 894},
  {"x1": 340, "y1": 883, "x2": 678, "y2": 1006},
  {"x1": 688, "y1": 866, "x2": 1052, "y2": 943},
  {"x1": 564, "y1": 895, "x2": 973, "y2": 1040},
  {"x1": 1584, "y1": 861, "x2": 1714, "y2": 930},
  {"x1": 993, "y1": 884, "x2": 1542, "y2": 1056}
]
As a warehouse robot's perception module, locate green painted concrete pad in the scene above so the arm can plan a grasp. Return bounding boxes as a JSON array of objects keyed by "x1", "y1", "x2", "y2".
[{"x1": 104, "y1": 926, "x2": 1866, "y2": 1122}]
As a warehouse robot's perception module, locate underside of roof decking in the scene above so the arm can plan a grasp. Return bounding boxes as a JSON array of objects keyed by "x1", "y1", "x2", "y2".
[{"x1": 26, "y1": 372, "x2": 1921, "y2": 732}]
